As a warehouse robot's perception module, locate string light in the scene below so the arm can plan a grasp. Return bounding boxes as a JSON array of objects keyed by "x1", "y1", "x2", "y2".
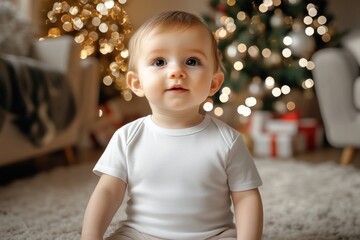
[
  {"x1": 299, "y1": 58, "x2": 308, "y2": 67},
  {"x1": 281, "y1": 85, "x2": 291, "y2": 95},
  {"x1": 233, "y1": 61, "x2": 244, "y2": 71},
  {"x1": 46, "y1": 0, "x2": 132, "y2": 99},
  {"x1": 214, "y1": 107, "x2": 224, "y2": 117},
  {"x1": 245, "y1": 97, "x2": 257, "y2": 107},
  {"x1": 286, "y1": 101, "x2": 296, "y2": 111},
  {"x1": 272, "y1": 87, "x2": 282, "y2": 97},
  {"x1": 265, "y1": 76, "x2": 275, "y2": 89},
  {"x1": 237, "y1": 105, "x2": 251, "y2": 117},
  {"x1": 203, "y1": 102, "x2": 214, "y2": 112},
  {"x1": 282, "y1": 48, "x2": 292, "y2": 58},
  {"x1": 283, "y1": 36, "x2": 292, "y2": 45},
  {"x1": 208, "y1": 0, "x2": 334, "y2": 117}
]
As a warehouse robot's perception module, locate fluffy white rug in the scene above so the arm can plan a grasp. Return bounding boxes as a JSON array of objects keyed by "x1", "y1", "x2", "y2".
[{"x1": 0, "y1": 158, "x2": 359, "y2": 240}]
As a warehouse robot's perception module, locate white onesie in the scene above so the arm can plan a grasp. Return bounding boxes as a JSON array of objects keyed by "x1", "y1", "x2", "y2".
[{"x1": 94, "y1": 115, "x2": 262, "y2": 240}]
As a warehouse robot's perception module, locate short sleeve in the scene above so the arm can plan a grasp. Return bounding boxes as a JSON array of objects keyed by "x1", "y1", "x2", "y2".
[
  {"x1": 226, "y1": 135, "x2": 262, "y2": 191},
  {"x1": 93, "y1": 129, "x2": 128, "y2": 183}
]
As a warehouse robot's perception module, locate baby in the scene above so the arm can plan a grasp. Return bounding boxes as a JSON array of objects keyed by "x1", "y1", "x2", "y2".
[{"x1": 81, "y1": 10, "x2": 263, "y2": 240}]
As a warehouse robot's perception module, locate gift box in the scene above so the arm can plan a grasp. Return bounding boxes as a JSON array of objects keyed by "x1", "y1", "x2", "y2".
[
  {"x1": 265, "y1": 119, "x2": 299, "y2": 135},
  {"x1": 248, "y1": 111, "x2": 273, "y2": 135},
  {"x1": 253, "y1": 132, "x2": 305, "y2": 158},
  {"x1": 249, "y1": 111, "x2": 323, "y2": 158},
  {"x1": 298, "y1": 118, "x2": 324, "y2": 150}
]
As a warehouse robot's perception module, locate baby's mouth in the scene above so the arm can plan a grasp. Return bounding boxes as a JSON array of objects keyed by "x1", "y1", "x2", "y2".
[{"x1": 166, "y1": 86, "x2": 188, "y2": 93}]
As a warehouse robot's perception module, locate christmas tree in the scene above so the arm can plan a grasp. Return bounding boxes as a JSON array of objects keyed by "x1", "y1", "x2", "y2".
[
  {"x1": 43, "y1": 0, "x2": 133, "y2": 103},
  {"x1": 203, "y1": 0, "x2": 337, "y2": 117}
]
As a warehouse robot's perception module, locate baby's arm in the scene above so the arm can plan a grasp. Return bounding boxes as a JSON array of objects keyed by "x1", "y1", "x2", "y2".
[
  {"x1": 231, "y1": 188, "x2": 263, "y2": 240},
  {"x1": 81, "y1": 174, "x2": 127, "y2": 240}
]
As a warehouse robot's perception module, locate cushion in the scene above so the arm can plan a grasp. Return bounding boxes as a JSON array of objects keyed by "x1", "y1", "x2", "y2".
[
  {"x1": 0, "y1": 1, "x2": 34, "y2": 57},
  {"x1": 355, "y1": 76, "x2": 360, "y2": 110}
]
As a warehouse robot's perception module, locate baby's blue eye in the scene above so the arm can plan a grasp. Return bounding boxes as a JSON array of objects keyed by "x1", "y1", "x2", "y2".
[
  {"x1": 186, "y1": 58, "x2": 199, "y2": 66},
  {"x1": 153, "y1": 59, "x2": 166, "y2": 67}
]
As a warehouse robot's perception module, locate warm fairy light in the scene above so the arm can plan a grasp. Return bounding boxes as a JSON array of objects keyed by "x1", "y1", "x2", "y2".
[
  {"x1": 318, "y1": 16, "x2": 327, "y2": 25},
  {"x1": 282, "y1": 48, "x2": 292, "y2": 58},
  {"x1": 259, "y1": 4, "x2": 268, "y2": 13},
  {"x1": 227, "y1": 0, "x2": 236, "y2": 6},
  {"x1": 203, "y1": 102, "x2": 214, "y2": 112},
  {"x1": 104, "y1": 0, "x2": 115, "y2": 9},
  {"x1": 317, "y1": 26, "x2": 327, "y2": 35},
  {"x1": 214, "y1": 107, "x2": 224, "y2": 117},
  {"x1": 322, "y1": 33, "x2": 331, "y2": 42},
  {"x1": 306, "y1": 61, "x2": 315, "y2": 70},
  {"x1": 303, "y1": 16, "x2": 313, "y2": 25},
  {"x1": 303, "y1": 78, "x2": 315, "y2": 89},
  {"x1": 272, "y1": 87, "x2": 281, "y2": 97},
  {"x1": 222, "y1": 87, "x2": 232, "y2": 95},
  {"x1": 283, "y1": 36, "x2": 292, "y2": 46},
  {"x1": 45, "y1": 0, "x2": 132, "y2": 98},
  {"x1": 305, "y1": 26, "x2": 315, "y2": 36},
  {"x1": 219, "y1": 93, "x2": 230, "y2": 103},
  {"x1": 220, "y1": 87, "x2": 231, "y2": 103},
  {"x1": 226, "y1": 22, "x2": 237, "y2": 33},
  {"x1": 226, "y1": 44, "x2": 238, "y2": 58},
  {"x1": 306, "y1": 3, "x2": 316, "y2": 10},
  {"x1": 248, "y1": 46, "x2": 259, "y2": 58},
  {"x1": 237, "y1": 105, "x2": 251, "y2": 117},
  {"x1": 264, "y1": 0, "x2": 273, "y2": 7},
  {"x1": 281, "y1": 85, "x2": 291, "y2": 95},
  {"x1": 122, "y1": 89, "x2": 133, "y2": 101},
  {"x1": 237, "y1": 11, "x2": 247, "y2": 21},
  {"x1": 262, "y1": 48, "x2": 271, "y2": 58},
  {"x1": 245, "y1": 97, "x2": 257, "y2": 107},
  {"x1": 272, "y1": 0, "x2": 280, "y2": 6},
  {"x1": 103, "y1": 75, "x2": 113, "y2": 86},
  {"x1": 299, "y1": 58, "x2": 308, "y2": 67},
  {"x1": 234, "y1": 61, "x2": 244, "y2": 71},
  {"x1": 308, "y1": 7, "x2": 318, "y2": 17},
  {"x1": 265, "y1": 76, "x2": 275, "y2": 89},
  {"x1": 237, "y1": 43, "x2": 247, "y2": 53},
  {"x1": 225, "y1": 17, "x2": 235, "y2": 24},
  {"x1": 120, "y1": 49, "x2": 129, "y2": 58},
  {"x1": 286, "y1": 101, "x2": 296, "y2": 111},
  {"x1": 217, "y1": 27, "x2": 228, "y2": 39}
]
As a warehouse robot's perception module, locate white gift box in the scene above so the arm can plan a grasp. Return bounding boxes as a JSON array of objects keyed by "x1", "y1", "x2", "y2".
[
  {"x1": 248, "y1": 111, "x2": 272, "y2": 135},
  {"x1": 253, "y1": 132, "x2": 305, "y2": 158},
  {"x1": 265, "y1": 119, "x2": 299, "y2": 135}
]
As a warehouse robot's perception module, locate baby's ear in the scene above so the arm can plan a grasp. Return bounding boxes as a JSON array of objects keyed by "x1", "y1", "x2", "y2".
[
  {"x1": 126, "y1": 71, "x2": 145, "y2": 97},
  {"x1": 209, "y1": 72, "x2": 224, "y2": 96}
]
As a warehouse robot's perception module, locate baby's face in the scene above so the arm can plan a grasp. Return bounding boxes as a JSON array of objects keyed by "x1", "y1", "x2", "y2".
[{"x1": 133, "y1": 25, "x2": 221, "y2": 115}]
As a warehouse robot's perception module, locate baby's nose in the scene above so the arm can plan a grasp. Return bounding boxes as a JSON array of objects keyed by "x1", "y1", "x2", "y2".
[{"x1": 168, "y1": 64, "x2": 186, "y2": 78}]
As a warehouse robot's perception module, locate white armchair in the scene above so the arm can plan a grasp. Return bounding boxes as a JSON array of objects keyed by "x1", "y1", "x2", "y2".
[{"x1": 312, "y1": 29, "x2": 360, "y2": 165}]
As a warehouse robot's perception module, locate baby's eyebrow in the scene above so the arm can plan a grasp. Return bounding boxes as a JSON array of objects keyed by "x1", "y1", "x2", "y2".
[
  {"x1": 186, "y1": 49, "x2": 208, "y2": 58},
  {"x1": 144, "y1": 48, "x2": 209, "y2": 60}
]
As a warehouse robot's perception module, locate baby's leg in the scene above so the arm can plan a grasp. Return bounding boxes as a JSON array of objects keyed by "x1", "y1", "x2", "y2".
[
  {"x1": 106, "y1": 226, "x2": 147, "y2": 240},
  {"x1": 206, "y1": 228, "x2": 237, "y2": 240},
  {"x1": 106, "y1": 226, "x2": 163, "y2": 240}
]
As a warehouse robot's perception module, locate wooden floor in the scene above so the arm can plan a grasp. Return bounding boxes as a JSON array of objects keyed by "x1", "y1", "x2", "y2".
[
  {"x1": 1, "y1": 146, "x2": 359, "y2": 186},
  {"x1": 296, "y1": 147, "x2": 360, "y2": 167}
]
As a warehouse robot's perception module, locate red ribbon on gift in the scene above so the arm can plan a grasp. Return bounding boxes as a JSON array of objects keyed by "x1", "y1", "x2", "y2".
[
  {"x1": 271, "y1": 133, "x2": 277, "y2": 157},
  {"x1": 299, "y1": 119, "x2": 319, "y2": 150}
]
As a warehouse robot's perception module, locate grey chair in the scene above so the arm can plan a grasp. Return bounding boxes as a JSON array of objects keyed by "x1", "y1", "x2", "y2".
[{"x1": 312, "y1": 29, "x2": 360, "y2": 165}]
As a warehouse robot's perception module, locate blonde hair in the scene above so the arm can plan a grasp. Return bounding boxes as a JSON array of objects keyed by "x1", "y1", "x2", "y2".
[{"x1": 127, "y1": 11, "x2": 222, "y2": 72}]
